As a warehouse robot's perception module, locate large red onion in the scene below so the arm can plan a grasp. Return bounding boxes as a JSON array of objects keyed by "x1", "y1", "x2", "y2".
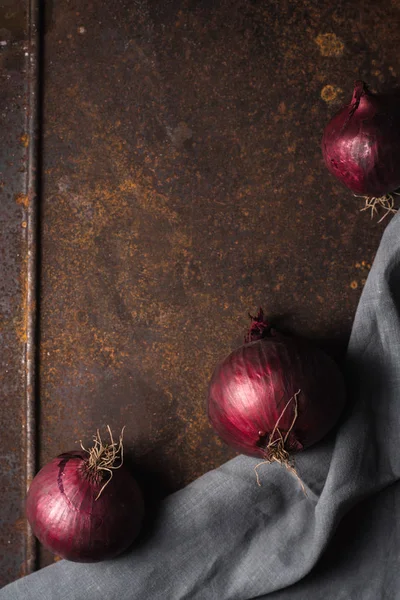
[
  {"x1": 26, "y1": 429, "x2": 144, "y2": 562},
  {"x1": 322, "y1": 80, "x2": 400, "y2": 197},
  {"x1": 207, "y1": 311, "x2": 346, "y2": 464}
]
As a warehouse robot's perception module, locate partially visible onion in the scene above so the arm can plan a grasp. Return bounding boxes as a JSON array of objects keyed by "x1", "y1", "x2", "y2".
[
  {"x1": 322, "y1": 81, "x2": 400, "y2": 216},
  {"x1": 26, "y1": 428, "x2": 144, "y2": 562},
  {"x1": 207, "y1": 311, "x2": 346, "y2": 477}
]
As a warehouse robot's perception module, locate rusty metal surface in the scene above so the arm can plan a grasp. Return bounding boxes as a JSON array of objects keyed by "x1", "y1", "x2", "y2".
[
  {"x1": 0, "y1": 0, "x2": 39, "y2": 587},
  {"x1": 29, "y1": 0, "x2": 400, "y2": 571}
]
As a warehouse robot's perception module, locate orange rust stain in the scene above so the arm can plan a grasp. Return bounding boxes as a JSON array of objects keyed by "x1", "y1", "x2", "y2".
[
  {"x1": 304, "y1": 174, "x2": 315, "y2": 185},
  {"x1": 320, "y1": 84, "x2": 342, "y2": 103},
  {"x1": 315, "y1": 33, "x2": 344, "y2": 57},
  {"x1": 21, "y1": 220, "x2": 27, "y2": 228},
  {"x1": 15, "y1": 193, "x2": 30, "y2": 208},
  {"x1": 93, "y1": 331, "x2": 130, "y2": 367},
  {"x1": 278, "y1": 101, "x2": 286, "y2": 114},
  {"x1": 355, "y1": 261, "x2": 371, "y2": 272},
  {"x1": 15, "y1": 253, "x2": 29, "y2": 345},
  {"x1": 14, "y1": 517, "x2": 26, "y2": 532},
  {"x1": 118, "y1": 178, "x2": 179, "y2": 223},
  {"x1": 20, "y1": 133, "x2": 29, "y2": 148},
  {"x1": 350, "y1": 280, "x2": 358, "y2": 290},
  {"x1": 39, "y1": 80, "x2": 244, "y2": 479}
]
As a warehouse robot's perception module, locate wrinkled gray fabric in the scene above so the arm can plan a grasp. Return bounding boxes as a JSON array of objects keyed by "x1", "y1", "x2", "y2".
[{"x1": 3, "y1": 214, "x2": 400, "y2": 600}]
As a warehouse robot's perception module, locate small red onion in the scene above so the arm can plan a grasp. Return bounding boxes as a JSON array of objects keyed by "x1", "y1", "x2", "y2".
[
  {"x1": 26, "y1": 428, "x2": 144, "y2": 562},
  {"x1": 207, "y1": 311, "x2": 346, "y2": 466},
  {"x1": 322, "y1": 80, "x2": 400, "y2": 197}
]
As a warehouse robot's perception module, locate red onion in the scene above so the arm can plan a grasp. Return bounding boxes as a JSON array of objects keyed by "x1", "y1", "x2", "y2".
[
  {"x1": 322, "y1": 81, "x2": 400, "y2": 199},
  {"x1": 26, "y1": 428, "x2": 144, "y2": 562},
  {"x1": 207, "y1": 311, "x2": 346, "y2": 471}
]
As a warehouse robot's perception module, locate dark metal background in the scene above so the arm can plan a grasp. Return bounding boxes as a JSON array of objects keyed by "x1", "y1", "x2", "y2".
[{"x1": 3, "y1": 0, "x2": 400, "y2": 583}]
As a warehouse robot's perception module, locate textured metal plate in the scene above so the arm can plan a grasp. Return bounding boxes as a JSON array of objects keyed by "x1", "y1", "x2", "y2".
[
  {"x1": 3, "y1": 0, "x2": 400, "y2": 582},
  {"x1": 37, "y1": 0, "x2": 398, "y2": 569},
  {"x1": 0, "y1": 0, "x2": 39, "y2": 587}
]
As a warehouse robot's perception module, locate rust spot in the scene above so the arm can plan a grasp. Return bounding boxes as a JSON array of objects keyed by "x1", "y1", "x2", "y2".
[
  {"x1": 350, "y1": 280, "x2": 358, "y2": 290},
  {"x1": 304, "y1": 174, "x2": 315, "y2": 185},
  {"x1": 321, "y1": 84, "x2": 342, "y2": 103},
  {"x1": 278, "y1": 101, "x2": 286, "y2": 114},
  {"x1": 15, "y1": 255, "x2": 29, "y2": 345},
  {"x1": 315, "y1": 33, "x2": 344, "y2": 57},
  {"x1": 119, "y1": 178, "x2": 179, "y2": 223},
  {"x1": 20, "y1": 134, "x2": 29, "y2": 148},
  {"x1": 21, "y1": 221, "x2": 27, "y2": 228},
  {"x1": 13, "y1": 517, "x2": 26, "y2": 533},
  {"x1": 15, "y1": 193, "x2": 29, "y2": 209}
]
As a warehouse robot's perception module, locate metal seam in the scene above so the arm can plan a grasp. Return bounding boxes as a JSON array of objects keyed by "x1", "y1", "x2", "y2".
[{"x1": 25, "y1": 0, "x2": 41, "y2": 575}]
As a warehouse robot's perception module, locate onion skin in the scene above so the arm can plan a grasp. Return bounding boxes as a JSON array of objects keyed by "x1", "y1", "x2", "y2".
[
  {"x1": 207, "y1": 326, "x2": 346, "y2": 459},
  {"x1": 26, "y1": 451, "x2": 144, "y2": 562},
  {"x1": 322, "y1": 81, "x2": 400, "y2": 196}
]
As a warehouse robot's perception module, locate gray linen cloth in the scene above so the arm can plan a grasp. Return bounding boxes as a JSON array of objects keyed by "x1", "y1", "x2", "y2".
[{"x1": 2, "y1": 213, "x2": 400, "y2": 600}]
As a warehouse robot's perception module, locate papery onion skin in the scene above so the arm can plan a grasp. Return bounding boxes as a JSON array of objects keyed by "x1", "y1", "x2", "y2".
[
  {"x1": 322, "y1": 80, "x2": 400, "y2": 196},
  {"x1": 207, "y1": 319, "x2": 346, "y2": 458},
  {"x1": 26, "y1": 451, "x2": 144, "y2": 562}
]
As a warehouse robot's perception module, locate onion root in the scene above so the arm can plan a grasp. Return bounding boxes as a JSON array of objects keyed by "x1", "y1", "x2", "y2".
[
  {"x1": 254, "y1": 390, "x2": 307, "y2": 495},
  {"x1": 359, "y1": 192, "x2": 399, "y2": 223},
  {"x1": 80, "y1": 426, "x2": 125, "y2": 500}
]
